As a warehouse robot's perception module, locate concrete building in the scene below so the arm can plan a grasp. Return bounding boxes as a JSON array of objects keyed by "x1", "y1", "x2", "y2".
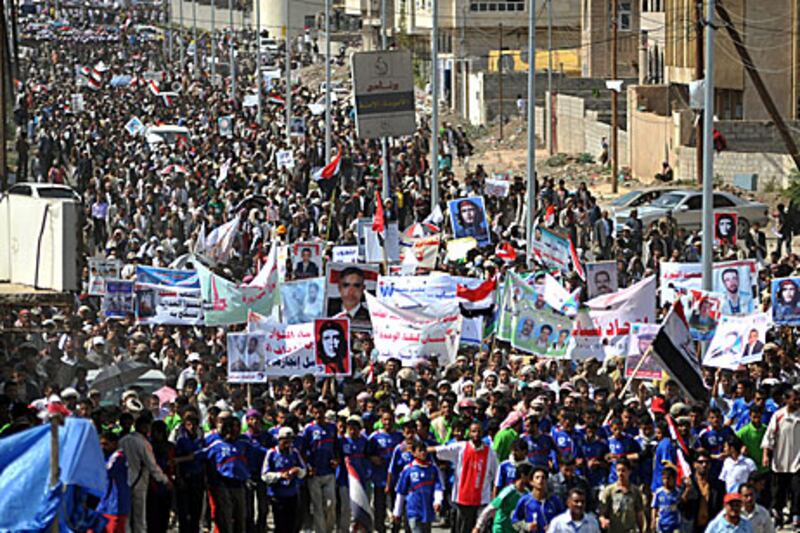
[
  {"x1": 345, "y1": 0, "x2": 393, "y2": 50},
  {"x1": 580, "y1": 0, "x2": 641, "y2": 79},
  {"x1": 641, "y1": 0, "x2": 665, "y2": 83},
  {"x1": 250, "y1": 0, "x2": 324, "y2": 37},
  {"x1": 664, "y1": 0, "x2": 799, "y2": 120}
]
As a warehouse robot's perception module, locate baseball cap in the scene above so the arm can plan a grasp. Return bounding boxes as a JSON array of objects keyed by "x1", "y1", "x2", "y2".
[
  {"x1": 187, "y1": 352, "x2": 201, "y2": 363},
  {"x1": 724, "y1": 493, "x2": 743, "y2": 505},
  {"x1": 278, "y1": 427, "x2": 295, "y2": 440}
]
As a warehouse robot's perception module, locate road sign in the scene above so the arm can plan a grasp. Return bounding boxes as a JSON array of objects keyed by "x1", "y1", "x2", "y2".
[{"x1": 351, "y1": 50, "x2": 416, "y2": 139}]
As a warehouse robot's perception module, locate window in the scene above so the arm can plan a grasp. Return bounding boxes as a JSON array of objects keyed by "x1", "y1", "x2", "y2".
[
  {"x1": 685, "y1": 196, "x2": 702, "y2": 210},
  {"x1": 619, "y1": 1, "x2": 632, "y2": 31},
  {"x1": 9, "y1": 185, "x2": 31, "y2": 196},
  {"x1": 469, "y1": 0, "x2": 524, "y2": 12},
  {"x1": 713, "y1": 194, "x2": 736, "y2": 208}
]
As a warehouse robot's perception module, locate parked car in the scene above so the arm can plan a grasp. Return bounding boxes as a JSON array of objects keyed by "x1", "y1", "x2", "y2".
[
  {"x1": 606, "y1": 187, "x2": 676, "y2": 216},
  {"x1": 6, "y1": 183, "x2": 81, "y2": 202},
  {"x1": 614, "y1": 190, "x2": 769, "y2": 238}
]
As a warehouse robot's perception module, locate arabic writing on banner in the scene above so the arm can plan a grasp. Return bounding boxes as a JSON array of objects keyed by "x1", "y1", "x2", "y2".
[
  {"x1": 569, "y1": 276, "x2": 656, "y2": 360},
  {"x1": 134, "y1": 266, "x2": 204, "y2": 325},
  {"x1": 247, "y1": 311, "x2": 324, "y2": 376},
  {"x1": 625, "y1": 323, "x2": 663, "y2": 380},
  {"x1": 197, "y1": 263, "x2": 279, "y2": 326},
  {"x1": 531, "y1": 228, "x2": 571, "y2": 272},
  {"x1": 367, "y1": 293, "x2": 462, "y2": 366},
  {"x1": 703, "y1": 312, "x2": 771, "y2": 370},
  {"x1": 376, "y1": 274, "x2": 493, "y2": 310},
  {"x1": 659, "y1": 260, "x2": 758, "y2": 314},
  {"x1": 399, "y1": 235, "x2": 440, "y2": 269},
  {"x1": 88, "y1": 257, "x2": 121, "y2": 296}
]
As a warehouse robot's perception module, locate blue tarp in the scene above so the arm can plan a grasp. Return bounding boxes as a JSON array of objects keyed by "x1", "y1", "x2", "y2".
[{"x1": 0, "y1": 418, "x2": 107, "y2": 532}]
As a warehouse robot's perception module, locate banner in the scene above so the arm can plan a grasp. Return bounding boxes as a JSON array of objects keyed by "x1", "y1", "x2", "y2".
[
  {"x1": 585, "y1": 261, "x2": 618, "y2": 299},
  {"x1": 281, "y1": 277, "x2": 325, "y2": 325},
  {"x1": 659, "y1": 260, "x2": 757, "y2": 315},
  {"x1": 704, "y1": 313, "x2": 771, "y2": 369},
  {"x1": 367, "y1": 293, "x2": 462, "y2": 366},
  {"x1": 324, "y1": 263, "x2": 380, "y2": 331},
  {"x1": 484, "y1": 178, "x2": 510, "y2": 198},
  {"x1": 531, "y1": 228, "x2": 571, "y2": 272},
  {"x1": 313, "y1": 318, "x2": 351, "y2": 376},
  {"x1": 290, "y1": 242, "x2": 323, "y2": 279},
  {"x1": 102, "y1": 280, "x2": 134, "y2": 319},
  {"x1": 332, "y1": 245, "x2": 359, "y2": 264},
  {"x1": 365, "y1": 223, "x2": 400, "y2": 263},
  {"x1": 625, "y1": 323, "x2": 662, "y2": 380},
  {"x1": 197, "y1": 263, "x2": 279, "y2": 326},
  {"x1": 135, "y1": 264, "x2": 203, "y2": 325},
  {"x1": 446, "y1": 237, "x2": 478, "y2": 262},
  {"x1": 570, "y1": 276, "x2": 657, "y2": 360},
  {"x1": 448, "y1": 196, "x2": 491, "y2": 247},
  {"x1": 227, "y1": 332, "x2": 267, "y2": 383},
  {"x1": 400, "y1": 235, "x2": 440, "y2": 269},
  {"x1": 88, "y1": 257, "x2": 121, "y2": 296},
  {"x1": 377, "y1": 274, "x2": 494, "y2": 310},
  {"x1": 685, "y1": 289, "x2": 722, "y2": 341},
  {"x1": 276, "y1": 149, "x2": 295, "y2": 169},
  {"x1": 461, "y1": 316, "x2": 484, "y2": 346},
  {"x1": 771, "y1": 277, "x2": 800, "y2": 325},
  {"x1": 714, "y1": 212, "x2": 738, "y2": 246},
  {"x1": 247, "y1": 312, "x2": 323, "y2": 376}
]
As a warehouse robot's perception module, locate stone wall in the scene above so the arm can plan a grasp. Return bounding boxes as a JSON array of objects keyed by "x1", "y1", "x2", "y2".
[
  {"x1": 676, "y1": 146, "x2": 795, "y2": 189},
  {"x1": 552, "y1": 94, "x2": 629, "y2": 166}
]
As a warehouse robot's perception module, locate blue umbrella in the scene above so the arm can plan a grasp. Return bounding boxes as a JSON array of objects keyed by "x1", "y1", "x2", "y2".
[{"x1": 110, "y1": 75, "x2": 132, "y2": 87}]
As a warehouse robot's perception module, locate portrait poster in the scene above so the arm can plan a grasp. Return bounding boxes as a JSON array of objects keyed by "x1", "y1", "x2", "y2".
[
  {"x1": 226, "y1": 332, "x2": 267, "y2": 383},
  {"x1": 772, "y1": 277, "x2": 800, "y2": 326},
  {"x1": 88, "y1": 257, "x2": 121, "y2": 296},
  {"x1": 281, "y1": 277, "x2": 326, "y2": 325},
  {"x1": 134, "y1": 266, "x2": 203, "y2": 326},
  {"x1": 585, "y1": 261, "x2": 618, "y2": 299},
  {"x1": 659, "y1": 260, "x2": 757, "y2": 315},
  {"x1": 289, "y1": 116, "x2": 306, "y2": 137},
  {"x1": 625, "y1": 323, "x2": 663, "y2": 380},
  {"x1": 703, "y1": 313, "x2": 771, "y2": 369},
  {"x1": 448, "y1": 196, "x2": 491, "y2": 247},
  {"x1": 314, "y1": 318, "x2": 351, "y2": 376},
  {"x1": 290, "y1": 242, "x2": 323, "y2": 280},
  {"x1": 531, "y1": 227, "x2": 572, "y2": 272},
  {"x1": 324, "y1": 262, "x2": 380, "y2": 331},
  {"x1": 714, "y1": 212, "x2": 738, "y2": 246},
  {"x1": 247, "y1": 311, "x2": 324, "y2": 376},
  {"x1": 102, "y1": 280, "x2": 135, "y2": 319},
  {"x1": 685, "y1": 289, "x2": 722, "y2": 341}
]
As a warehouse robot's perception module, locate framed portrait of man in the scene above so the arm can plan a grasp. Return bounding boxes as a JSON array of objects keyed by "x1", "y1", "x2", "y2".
[{"x1": 314, "y1": 318, "x2": 351, "y2": 376}]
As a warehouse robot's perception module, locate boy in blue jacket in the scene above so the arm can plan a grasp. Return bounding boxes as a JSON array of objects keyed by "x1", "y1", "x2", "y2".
[
  {"x1": 392, "y1": 440, "x2": 444, "y2": 533},
  {"x1": 262, "y1": 426, "x2": 307, "y2": 533}
]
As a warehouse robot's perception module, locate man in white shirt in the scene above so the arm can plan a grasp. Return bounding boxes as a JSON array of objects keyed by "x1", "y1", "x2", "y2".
[
  {"x1": 761, "y1": 385, "x2": 800, "y2": 528},
  {"x1": 740, "y1": 483, "x2": 774, "y2": 533},
  {"x1": 719, "y1": 435, "x2": 757, "y2": 493},
  {"x1": 548, "y1": 488, "x2": 601, "y2": 533}
]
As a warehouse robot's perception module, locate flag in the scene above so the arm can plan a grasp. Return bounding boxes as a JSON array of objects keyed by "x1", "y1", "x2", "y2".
[
  {"x1": 148, "y1": 79, "x2": 161, "y2": 96},
  {"x1": 650, "y1": 300, "x2": 708, "y2": 403},
  {"x1": 665, "y1": 415, "x2": 692, "y2": 483},
  {"x1": 312, "y1": 150, "x2": 342, "y2": 181},
  {"x1": 496, "y1": 241, "x2": 517, "y2": 262},
  {"x1": 372, "y1": 191, "x2": 385, "y2": 233},
  {"x1": 456, "y1": 278, "x2": 497, "y2": 303},
  {"x1": 197, "y1": 263, "x2": 278, "y2": 326},
  {"x1": 192, "y1": 221, "x2": 206, "y2": 255},
  {"x1": 268, "y1": 94, "x2": 285, "y2": 106},
  {"x1": 246, "y1": 243, "x2": 278, "y2": 288},
  {"x1": 544, "y1": 205, "x2": 556, "y2": 226},
  {"x1": 423, "y1": 204, "x2": 444, "y2": 226},
  {"x1": 161, "y1": 93, "x2": 175, "y2": 107},
  {"x1": 202, "y1": 215, "x2": 240, "y2": 264},
  {"x1": 543, "y1": 274, "x2": 580, "y2": 316},
  {"x1": 87, "y1": 68, "x2": 103, "y2": 90},
  {"x1": 403, "y1": 222, "x2": 439, "y2": 238},
  {"x1": 346, "y1": 458, "x2": 373, "y2": 532},
  {"x1": 569, "y1": 237, "x2": 585, "y2": 280}
]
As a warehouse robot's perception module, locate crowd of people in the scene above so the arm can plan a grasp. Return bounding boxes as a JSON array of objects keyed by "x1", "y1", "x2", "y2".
[{"x1": 2, "y1": 3, "x2": 800, "y2": 533}]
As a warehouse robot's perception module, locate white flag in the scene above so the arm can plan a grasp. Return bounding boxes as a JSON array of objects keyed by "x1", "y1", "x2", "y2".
[{"x1": 204, "y1": 215, "x2": 240, "y2": 264}]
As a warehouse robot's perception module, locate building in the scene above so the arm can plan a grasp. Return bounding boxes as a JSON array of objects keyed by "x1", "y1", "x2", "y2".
[
  {"x1": 251, "y1": 0, "x2": 324, "y2": 38},
  {"x1": 641, "y1": 0, "x2": 665, "y2": 83},
  {"x1": 580, "y1": 0, "x2": 641, "y2": 79},
  {"x1": 345, "y1": 0, "x2": 394, "y2": 50}
]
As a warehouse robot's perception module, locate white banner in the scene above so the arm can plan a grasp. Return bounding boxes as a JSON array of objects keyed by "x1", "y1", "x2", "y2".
[
  {"x1": 276, "y1": 149, "x2": 295, "y2": 169},
  {"x1": 460, "y1": 316, "x2": 484, "y2": 346},
  {"x1": 399, "y1": 235, "x2": 440, "y2": 269},
  {"x1": 88, "y1": 257, "x2": 121, "y2": 296},
  {"x1": 484, "y1": 178, "x2": 510, "y2": 198},
  {"x1": 246, "y1": 312, "x2": 324, "y2": 376},
  {"x1": 332, "y1": 245, "x2": 359, "y2": 264},
  {"x1": 135, "y1": 284, "x2": 203, "y2": 325},
  {"x1": 365, "y1": 223, "x2": 400, "y2": 263},
  {"x1": 367, "y1": 293, "x2": 462, "y2": 366},
  {"x1": 377, "y1": 274, "x2": 493, "y2": 309},
  {"x1": 570, "y1": 276, "x2": 657, "y2": 360},
  {"x1": 703, "y1": 312, "x2": 771, "y2": 370},
  {"x1": 659, "y1": 260, "x2": 758, "y2": 315}
]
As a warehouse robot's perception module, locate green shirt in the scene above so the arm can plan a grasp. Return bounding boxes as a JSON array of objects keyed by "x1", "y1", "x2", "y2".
[
  {"x1": 491, "y1": 484, "x2": 527, "y2": 533},
  {"x1": 736, "y1": 422, "x2": 767, "y2": 472},
  {"x1": 165, "y1": 414, "x2": 182, "y2": 434},
  {"x1": 492, "y1": 427, "x2": 518, "y2": 462}
]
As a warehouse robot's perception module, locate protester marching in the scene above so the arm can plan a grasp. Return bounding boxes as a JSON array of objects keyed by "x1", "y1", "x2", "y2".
[{"x1": 2, "y1": 2, "x2": 800, "y2": 533}]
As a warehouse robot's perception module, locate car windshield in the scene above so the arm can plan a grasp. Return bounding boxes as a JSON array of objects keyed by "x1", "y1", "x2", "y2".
[
  {"x1": 650, "y1": 192, "x2": 684, "y2": 208},
  {"x1": 610, "y1": 191, "x2": 641, "y2": 207},
  {"x1": 37, "y1": 187, "x2": 78, "y2": 199}
]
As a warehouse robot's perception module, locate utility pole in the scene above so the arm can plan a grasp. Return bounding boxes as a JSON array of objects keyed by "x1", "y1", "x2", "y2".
[
  {"x1": 211, "y1": 0, "x2": 216, "y2": 77},
  {"x1": 611, "y1": 0, "x2": 619, "y2": 193},
  {"x1": 526, "y1": 0, "x2": 537, "y2": 267},
  {"x1": 179, "y1": 0, "x2": 184, "y2": 67},
  {"x1": 228, "y1": 0, "x2": 235, "y2": 99},
  {"x1": 498, "y1": 22, "x2": 503, "y2": 141},
  {"x1": 547, "y1": 0, "x2": 553, "y2": 154},
  {"x1": 701, "y1": 0, "x2": 714, "y2": 293},
  {"x1": 0, "y1": 0, "x2": 6, "y2": 191},
  {"x1": 695, "y1": 0, "x2": 703, "y2": 185},
  {"x1": 167, "y1": 0, "x2": 173, "y2": 65},
  {"x1": 380, "y1": 0, "x2": 390, "y2": 199},
  {"x1": 285, "y1": 0, "x2": 292, "y2": 143},
  {"x1": 324, "y1": 0, "x2": 331, "y2": 162},
  {"x1": 430, "y1": 0, "x2": 439, "y2": 210},
  {"x1": 255, "y1": 0, "x2": 262, "y2": 124},
  {"x1": 191, "y1": 0, "x2": 197, "y2": 77},
  {"x1": 715, "y1": 3, "x2": 800, "y2": 171}
]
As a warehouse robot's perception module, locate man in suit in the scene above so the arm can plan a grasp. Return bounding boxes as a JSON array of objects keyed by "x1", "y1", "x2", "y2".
[
  {"x1": 294, "y1": 247, "x2": 319, "y2": 279},
  {"x1": 741, "y1": 328, "x2": 764, "y2": 357},
  {"x1": 593, "y1": 210, "x2": 614, "y2": 260}
]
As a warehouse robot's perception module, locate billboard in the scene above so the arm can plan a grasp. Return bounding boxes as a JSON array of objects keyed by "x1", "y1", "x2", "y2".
[{"x1": 351, "y1": 50, "x2": 416, "y2": 139}]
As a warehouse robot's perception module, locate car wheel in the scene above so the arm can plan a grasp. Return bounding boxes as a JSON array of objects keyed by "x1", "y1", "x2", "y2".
[{"x1": 738, "y1": 218, "x2": 750, "y2": 240}]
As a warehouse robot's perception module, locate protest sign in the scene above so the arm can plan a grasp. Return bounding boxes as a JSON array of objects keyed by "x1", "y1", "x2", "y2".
[
  {"x1": 448, "y1": 197, "x2": 491, "y2": 247},
  {"x1": 365, "y1": 222, "x2": 401, "y2": 263},
  {"x1": 399, "y1": 235, "x2": 440, "y2": 269},
  {"x1": 484, "y1": 178, "x2": 510, "y2": 198},
  {"x1": 446, "y1": 237, "x2": 477, "y2": 262},
  {"x1": 367, "y1": 293, "x2": 462, "y2": 366},
  {"x1": 276, "y1": 149, "x2": 295, "y2": 170},
  {"x1": 314, "y1": 318, "x2": 351, "y2": 376},
  {"x1": 771, "y1": 277, "x2": 800, "y2": 325},
  {"x1": 134, "y1": 266, "x2": 203, "y2": 325},
  {"x1": 324, "y1": 263, "x2": 380, "y2": 331},
  {"x1": 531, "y1": 227, "x2": 572, "y2": 272},
  {"x1": 377, "y1": 274, "x2": 494, "y2": 310},
  {"x1": 281, "y1": 277, "x2": 325, "y2": 325},
  {"x1": 242, "y1": 94, "x2": 259, "y2": 107},
  {"x1": 714, "y1": 212, "x2": 738, "y2": 246},
  {"x1": 659, "y1": 260, "x2": 757, "y2": 314},
  {"x1": 625, "y1": 323, "x2": 663, "y2": 380},
  {"x1": 227, "y1": 332, "x2": 267, "y2": 383},
  {"x1": 125, "y1": 116, "x2": 144, "y2": 136},
  {"x1": 290, "y1": 242, "x2": 323, "y2": 279},
  {"x1": 570, "y1": 276, "x2": 656, "y2": 360},
  {"x1": 332, "y1": 245, "x2": 359, "y2": 264},
  {"x1": 247, "y1": 312, "x2": 323, "y2": 376},
  {"x1": 585, "y1": 261, "x2": 618, "y2": 299},
  {"x1": 102, "y1": 280, "x2": 134, "y2": 319},
  {"x1": 70, "y1": 93, "x2": 85, "y2": 113},
  {"x1": 218, "y1": 115, "x2": 233, "y2": 137},
  {"x1": 289, "y1": 117, "x2": 306, "y2": 137},
  {"x1": 461, "y1": 316, "x2": 484, "y2": 346},
  {"x1": 704, "y1": 312, "x2": 771, "y2": 369},
  {"x1": 263, "y1": 69, "x2": 281, "y2": 89},
  {"x1": 685, "y1": 289, "x2": 722, "y2": 341},
  {"x1": 88, "y1": 257, "x2": 121, "y2": 296},
  {"x1": 197, "y1": 262, "x2": 279, "y2": 326}
]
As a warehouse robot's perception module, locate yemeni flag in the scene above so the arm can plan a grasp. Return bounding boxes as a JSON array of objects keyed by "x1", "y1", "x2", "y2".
[
  {"x1": 666, "y1": 414, "x2": 692, "y2": 484},
  {"x1": 87, "y1": 67, "x2": 104, "y2": 90},
  {"x1": 346, "y1": 458, "x2": 373, "y2": 532},
  {"x1": 268, "y1": 94, "x2": 285, "y2": 106},
  {"x1": 312, "y1": 150, "x2": 343, "y2": 182},
  {"x1": 650, "y1": 300, "x2": 709, "y2": 403},
  {"x1": 569, "y1": 236, "x2": 585, "y2": 280},
  {"x1": 148, "y1": 79, "x2": 161, "y2": 96},
  {"x1": 457, "y1": 277, "x2": 497, "y2": 304},
  {"x1": 496, "y1": 241, "x2": 517, "y2": 262},
  {"x1": 372, "y1": 191, "x2": 385, "y2": 234}
]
